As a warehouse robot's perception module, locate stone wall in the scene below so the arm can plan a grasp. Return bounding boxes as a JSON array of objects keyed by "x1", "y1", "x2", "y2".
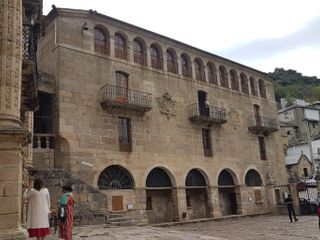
[{"x1": 35, "y1": 8, "x2": 289, "y2": 223}]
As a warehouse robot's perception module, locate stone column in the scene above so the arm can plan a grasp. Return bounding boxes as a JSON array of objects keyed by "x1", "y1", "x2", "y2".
[
  {"x1": 0, "y1": 0, "x2": 23, "y2": 128},
  {"x1": 207, "y1": 186, "x2": 222, "y2": 217},
  {"x1": 175, "y1": 187, "x2": 188, "y2": 221},
  {"x1": 0, "y1": 0, "x2": 27, "y2": 239}
]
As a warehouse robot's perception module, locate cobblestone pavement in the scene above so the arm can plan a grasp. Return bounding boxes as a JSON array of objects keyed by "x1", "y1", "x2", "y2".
[{"x1": 39, "y1": 215, "x2": 320, "y2": 240}]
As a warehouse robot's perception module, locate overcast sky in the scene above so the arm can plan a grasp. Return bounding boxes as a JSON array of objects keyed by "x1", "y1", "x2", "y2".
[{"x1": 43, "y1": 0, "x2": 320, "y2": 78}]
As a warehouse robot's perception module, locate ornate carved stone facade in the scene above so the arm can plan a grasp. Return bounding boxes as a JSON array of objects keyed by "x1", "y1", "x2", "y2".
[{"x1": 0, "y1": 0, "x2": 42, "y2": 238}]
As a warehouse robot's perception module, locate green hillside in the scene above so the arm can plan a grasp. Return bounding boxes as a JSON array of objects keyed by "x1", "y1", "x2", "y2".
[{"x1": 268, "y1": 68, "x2": 320, "y2": 106}]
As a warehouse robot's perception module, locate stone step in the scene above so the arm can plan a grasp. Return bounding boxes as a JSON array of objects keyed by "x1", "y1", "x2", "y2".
[{"x1": 107, "y1": 219, "x2": 138, "y2": 226}]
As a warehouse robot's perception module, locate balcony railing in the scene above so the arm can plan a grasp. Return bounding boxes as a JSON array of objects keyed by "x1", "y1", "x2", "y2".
[
  {"x1": 248, "y1": 115, "x2": 278, "y2": 135},
  {"x1": 151, "y1": 57, "x2": 163, "y2": 70},
  {"x1": 167, "y1": 61, "x2": 178, "y2": 74},
  {"x1": 115, "y1": 45, "x2": 129, "y2": 60},
  {"x1": 100, "y1": 84, "x2": 152, "y2": 112},
  {"x1": 182, "y1": 67, "x2": 192, "y2": 78},
  {"x1": 33, "y1": 133, "x2": 55, "y2": 149},
  {"x1": 134, "y1": 52, "x2": 147, "y2": 66},
  {"x1": 188, "y1": 103, "x2": 227, "y2": 125}
]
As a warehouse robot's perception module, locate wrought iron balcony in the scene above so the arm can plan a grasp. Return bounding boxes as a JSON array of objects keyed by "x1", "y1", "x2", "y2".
[
  {"x1": 188, "y1": 103, "x2": 227, "y2": 125},
  {"x1": 100, "y1": 84, "x2": 152, "y2": 112},
  {"x1": 21, "y1": 22, "x2": 40, "y2": 111},
  {"x1": 248, "y1": 115, "x2": 278, "y2": 135}
]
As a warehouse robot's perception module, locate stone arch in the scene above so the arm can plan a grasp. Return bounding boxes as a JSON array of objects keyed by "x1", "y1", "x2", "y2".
[
  {"x1": 217, "y1": 168, "x2": 239, "y2": 215},
  {"x1": 114, "y1": 31, "x2": 128, "y2": 59},
  {"x1": 194, "y1": 57, "x2": 205, "y2": 82},
  {"x1": 185, "y1": 168, "x2": 210, "y2": 219},
  {"x1": 245, "y1": 169, "x2": 263, "y2": 186},
  {"x1": 181, "y1": 53, "x2": 192, "y2": 78},
  {"x1": 219, "y1": 65, "x2": 229, "y2": 88},
  {"x1": 207, "y1": 61, "x2": 218, "y2": 84},
  {"x1": 185, "y1": 168, "x2": 208, "y2": 187},
  {"x1": 93, "y1": 25, "x2": 110, "y2": 55},
  {"x1": 258, "y1": 79, "x2": 267, "y2": 99},
  {"x1": 145, "y1": 167, "x2": 178, "y2": 223},
  {"x1": 230, "y1": 69, "x2": 239, "y2": 91},
  {"x1": 97, "y1": 165, "x2": 134, "y2": 190},
  {"x1": 133, "y1": 36, "x2": 147, "y2": 65},
  {"x1": 250, "y1": 76, "x2": 257, "y2": 96},
  {"x1": 166, "y1": 48, "x2": 178, "y2": 74},
  {"x1": 146, "y1": 167, "x2": 176, "y2": 188},
  {"x1": 150, "y1": 42, "x2": 163, "y2": 70},
  {"x1": 240, "y1": 73, "x2": 249, "y2": 94}
]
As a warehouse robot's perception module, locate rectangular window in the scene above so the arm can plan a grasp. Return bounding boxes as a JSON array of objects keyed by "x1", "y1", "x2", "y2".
[
  {"x1": 254, "y1": 189, "x2": 262, "y2": 203},
  {"x1": 118, "y1": 117, "x2": 132, "y2": 152},
  {"x1": 258, "y1": 136, "x2": 267, "y2": 160},
  {"x1": 303, "y1": 168, "x2": 308, "y2": 177},
  {"x1": 202, "y1": 129, "x2": 212, "y2": 157},
  {"x1": 146, "y1": 196, "x2": 152, "y2": 210}
]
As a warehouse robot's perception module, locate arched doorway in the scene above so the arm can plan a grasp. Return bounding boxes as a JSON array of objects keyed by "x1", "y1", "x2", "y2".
[
  {"x1": 98, "y1": 165, "x2": 134, "y2": 212},
  {"x1": 145, "y1": 167, "x2": 178, "y2": 223},
  {"x1": 185, "y1": 169, "x2": 209, "y2": 219},
  {"x1": 218, "y1": 169, "x2": 238, "y2": 215}
]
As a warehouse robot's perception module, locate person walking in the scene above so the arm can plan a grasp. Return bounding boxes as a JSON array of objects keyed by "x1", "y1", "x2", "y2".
[
  {"x1": 23, "y1": 178, "x2": 51, "y2": 239},
  {"x1": 285, "y1": 193, "x2": 298, "y2": 223},
  {"x1": 58, "y1": 184, "x2": 75, "y2": 240}
]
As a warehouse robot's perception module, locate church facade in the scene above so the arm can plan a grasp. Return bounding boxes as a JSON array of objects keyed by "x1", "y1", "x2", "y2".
[{"x1": 35, "y1": 7, "x2": 288, "y2": 223}]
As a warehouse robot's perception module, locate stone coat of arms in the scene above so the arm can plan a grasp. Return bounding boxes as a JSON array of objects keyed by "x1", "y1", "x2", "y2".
[{"x1": 157, "y1": 92, "x2": 176, "y2": 119}]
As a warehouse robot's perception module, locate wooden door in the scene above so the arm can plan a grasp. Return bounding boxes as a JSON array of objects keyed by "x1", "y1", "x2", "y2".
[
  {"x1": 116, "y1": 72, "x2": 128, "y2": 103},
  {"x1": 254, "y1": 104, "x2": 260, "y2": 126},
  {"x1": 112, "y1": 196, "x2": 123, "y2": 211}
]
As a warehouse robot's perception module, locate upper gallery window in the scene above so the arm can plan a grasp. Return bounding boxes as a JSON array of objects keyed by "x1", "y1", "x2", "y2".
[
  {"x1": 94, "y1": 27, "x2": 109, "y2": 55},
  {"x1": 207, "y1": 62, "x2": 217, "y2": 84},
  {"x1": 259, "y1": 79, "x2": 267, "y2": 99},
  {"x1": 150, "y1": 44, "x2": 163, "y2": 70},
  {"x1": 195, "y1": 58, "x2": 205, "y2": 82},
  {"x1": 133, "y1": 38, "x2": 147, "y2": 65},
  {"x1": 230, "y1": 69, "x2": 239, "y2": 91},
  {"x1": 181, "y1": 54, "x2": 192, "y2": 78},
  {"x1": 219, "y1": 65, "x2": 229, "y2": 88},
  {"x1": 240, "y1": 73, "x2": 249, "y2": 94},
  {"x1": 115, "y1": 33, "x2": 128, "y2": 60},
  {"x1": 166, "y1": 49, "x2": 178, "y2": 74}
]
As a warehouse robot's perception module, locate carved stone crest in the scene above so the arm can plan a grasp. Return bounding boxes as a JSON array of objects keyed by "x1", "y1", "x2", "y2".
[
  {"x1": 228, "y1": 109, "x2": 240, "y2": 129},
  {"x1": 157, "y1": 92, "x2": 176, "y2": 119}
]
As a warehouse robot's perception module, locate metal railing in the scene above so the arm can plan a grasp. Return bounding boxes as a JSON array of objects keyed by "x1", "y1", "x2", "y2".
[
  {"x1": 196, "y1": 71, "x2": 206, "y2": 82},
  {"x1": 151, "y1": 57, "x2": 163, "y2": 70},
  {"x1": 100, "y1": 84, "x2": 152, "y2": 110},
  {"x1": 115, "y1": 44, "x2": 129, "y2": 60},
  {"x1": 248, "y1": 115, "x2": 278, "y2": 130},
  {"x1": 182, "y1": 67, "x2": 192, "y2": 78},
  {"x1": 167, "y1": 61, "x2": 178, "y2": 74},
  {"x1": 23, "y1": 23, "x2": 37, "y2": 62},
  {"x1": 134, "y1": 52, "x2": 147, "y2": 66},
  {"x1": 188, "y1": 103, "x2": 227, "y2": 122}
]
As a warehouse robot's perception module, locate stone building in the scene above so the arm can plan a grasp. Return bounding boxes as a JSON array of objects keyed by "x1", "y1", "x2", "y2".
[
  {"x1": 34, "y1": 7, "x2": 288, "y2": 224},
  {"x1": 0, "y1": 0, "x2": 42, "y2": 239}
]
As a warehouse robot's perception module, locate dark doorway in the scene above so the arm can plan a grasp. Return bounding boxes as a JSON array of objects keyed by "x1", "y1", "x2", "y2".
[{"x1": 198, "y1": 90, "x2": 208, "y2": 116}]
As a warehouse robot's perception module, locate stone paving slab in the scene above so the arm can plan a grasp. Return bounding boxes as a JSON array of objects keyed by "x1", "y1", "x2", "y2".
[{"x1": 30, "y1": 215, "x2": 320, "y2": 240}]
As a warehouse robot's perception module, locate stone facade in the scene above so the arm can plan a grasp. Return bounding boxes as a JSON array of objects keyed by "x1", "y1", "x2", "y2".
[
  {"x1": 35, "y1": 8, "x2": 288, "y2": 224},
  {"x1": 0, "y1": 0, "x2": 42, "y2": 238}
]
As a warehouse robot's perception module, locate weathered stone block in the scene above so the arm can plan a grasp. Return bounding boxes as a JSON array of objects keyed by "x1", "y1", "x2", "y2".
[{"x1": 0, "y1": 197, "x2": 18, "y2": 214}]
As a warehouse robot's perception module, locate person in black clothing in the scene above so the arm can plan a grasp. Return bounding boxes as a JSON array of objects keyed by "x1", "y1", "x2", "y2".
[{"x1": 285, "y1": 193, "x2": 298, "y2": 222}]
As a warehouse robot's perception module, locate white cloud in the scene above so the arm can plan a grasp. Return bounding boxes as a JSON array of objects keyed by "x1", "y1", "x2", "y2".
[{"x1": 43, "y1": 0, "x2": 320, "y2": 77}]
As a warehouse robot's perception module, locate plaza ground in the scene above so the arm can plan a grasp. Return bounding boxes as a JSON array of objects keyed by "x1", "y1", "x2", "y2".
[{"x1": 41, "y1": 215, "x2": 320, "y2": 240}]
